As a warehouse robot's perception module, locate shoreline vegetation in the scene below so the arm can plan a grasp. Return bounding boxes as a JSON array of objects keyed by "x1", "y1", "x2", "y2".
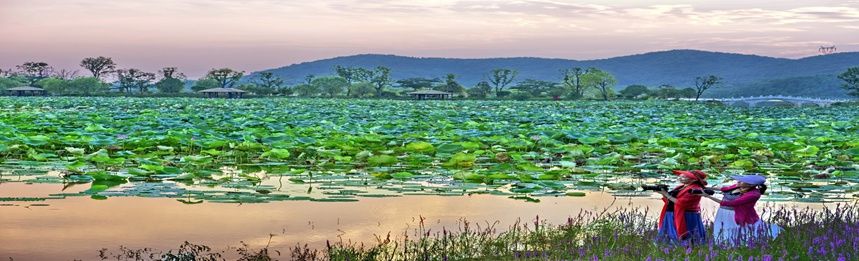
[
  {"x1": 91, "y1": 204, "x2": 859, "y2": 261},
  {"x1": 3, "y1": 58, "x2": 859, "y2": 100}
]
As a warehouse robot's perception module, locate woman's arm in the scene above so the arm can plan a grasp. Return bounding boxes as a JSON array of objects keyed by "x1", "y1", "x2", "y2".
[
  {"x1": 703, "y1": 194, "x2": 722, "y2": 203},
  {"x1": 720, "y1": 184, "x2": 738, "y2": 192},
  {"x1": 656, "y1": 190, "x2": 677, "y2": 203},
  {"x1": 719, "y1": 191, "x2": 761, "y2": 207}
]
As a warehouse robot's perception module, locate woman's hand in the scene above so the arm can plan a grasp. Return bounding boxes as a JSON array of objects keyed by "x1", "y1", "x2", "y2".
[
  {"x1": 655, "y1": 190, "x2": 677, "y2": 203},
  {"x1": 702, "y1": 194, "x2": 722, "y2": 203}
]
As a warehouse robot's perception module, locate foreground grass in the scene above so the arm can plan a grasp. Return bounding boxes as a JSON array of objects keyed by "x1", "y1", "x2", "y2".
[{"x1": 96, "y1": 204, "x2": 858, "y2": 261}]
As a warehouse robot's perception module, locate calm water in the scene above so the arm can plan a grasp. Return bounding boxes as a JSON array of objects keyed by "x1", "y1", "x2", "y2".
[{"x1": 1, "y1": 182, "x2": 831, "y2": 260}]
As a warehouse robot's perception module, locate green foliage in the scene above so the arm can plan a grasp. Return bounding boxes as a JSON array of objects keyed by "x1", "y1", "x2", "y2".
[
  {"x1": 156, "y1": 78, "x2": 185, "y2": 93},
  {"x1": 511, "y1": 79, "x2": 556, "y2": 97},
  {"x1": 693, "y1": 75, "x2": 722, "y2": 100},
  {"x1": 204, "y1": 68, "x2": 244, "y2": 88},
  {"x1": 16, "y1": 61, "x2": 52, "y2": 85},
  {"x1": 292, "y1": 83, "x2": 319, "y2": 97},
  {"x1": 563, "y1": 67, "x2": 587, "y2": 99},
  {"x1": 581, "y1": 68, "x2": 617, "y2": 101},
  {"x1": 467, "y1": 81, "x2": 492, "y2": 99},
  {"x1": 435, "y1": 74, "x2": 465, "y2": 96},
  {"x1": 238, "y1": 83, "x2": 278, "y2": 96},
  {"x1": 368, "y1": 155, "x2": 397, "y2": 166},
  {"x1": 510, "y1": 91, "x2": 533, "y2": 101},
  {"x1": 838, "y1": 67, "x2": 859, "y2": 97},
  {"x1": 38, "y1": 77, "x2": 108, "y2": 95},
  {"x1": 489, "y1": 68, "x2": 517, "y2": 94},
  {"x1": 395, "y1": 77, "x2": 439, "y2": 91},
  {"x1": 191, "y1": 79, "x2": 220, "y2": 92},
  {"x1": 79, "y1": 56, "x2": 116, "y2": 80},
  {"x1": 116, "y1": 68, "x2": 156, "y2": 93},
  {"x1": 349, "y1": 82, "x2": 375, "y2": 98},
  {"x1": 369, "y1": 66, "x2": 392, "y2": 97},
  {"x1": 619, "y1": 85, "x2": 650, "y2": 99},
  {"x1": 652, "y1": 85, "x2": 694, "y2": 99},
  {"x1": 311, "y1": 76, "x2": 348, "y2": 97},
  {"x1": 0, "y1": 76, "x2": 27, "y2": 91},
  {"x1": 0, "y1": 98, "x2": 857, "y2": 203},
  {"x1": 253, "y1": 72, "x2": 284, "y2": 94}
]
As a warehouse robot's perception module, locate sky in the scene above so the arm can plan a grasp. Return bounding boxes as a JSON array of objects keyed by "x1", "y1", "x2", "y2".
[{"x1": 1, "y1": 0, "x2": 858, "y2": 78}]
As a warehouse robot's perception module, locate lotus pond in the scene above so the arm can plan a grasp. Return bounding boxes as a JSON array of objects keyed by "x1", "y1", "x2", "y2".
[{"x1": 1, "y1": 97, "x2": 858, "y2": 205}]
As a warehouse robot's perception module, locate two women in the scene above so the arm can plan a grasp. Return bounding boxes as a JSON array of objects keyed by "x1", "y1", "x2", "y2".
[{"x1": 655, "y1": 171, "x2": 780, "y2": 246}]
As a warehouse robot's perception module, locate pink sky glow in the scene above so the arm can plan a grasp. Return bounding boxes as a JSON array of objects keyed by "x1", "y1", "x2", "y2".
[{"x1": 1, "y1": 0, "x2": 858, "y2": 77}]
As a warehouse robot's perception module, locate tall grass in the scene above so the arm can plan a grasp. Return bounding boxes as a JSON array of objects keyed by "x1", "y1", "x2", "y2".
[{"x1": 96, "y1": 204, "x2": 858, "y2": 261}]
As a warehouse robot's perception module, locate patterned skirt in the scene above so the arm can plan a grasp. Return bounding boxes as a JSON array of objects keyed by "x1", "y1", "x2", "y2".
[{"x1": 657, "y1": 211, "x2": 707, "y2": 244}]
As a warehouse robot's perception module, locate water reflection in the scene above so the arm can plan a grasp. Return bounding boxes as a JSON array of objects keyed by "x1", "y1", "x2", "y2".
[{"x1": 1, "y1": 182, "x2": 829, "y2": 260}]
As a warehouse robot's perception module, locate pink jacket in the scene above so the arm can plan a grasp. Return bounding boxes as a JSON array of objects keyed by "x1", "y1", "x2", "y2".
[{"x1": 720, "y1": 184, "x2": 761, "y2": 225}]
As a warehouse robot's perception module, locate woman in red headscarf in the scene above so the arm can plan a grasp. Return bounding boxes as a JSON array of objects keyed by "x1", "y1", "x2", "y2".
[{"x1": 654, "y1": 170, "x2": 708, "y2": 244}]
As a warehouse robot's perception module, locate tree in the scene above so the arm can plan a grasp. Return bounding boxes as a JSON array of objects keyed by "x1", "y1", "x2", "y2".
[
  {"x1": 547, "y1": 86, "x2": 568, "y2": 100},
  {"x1": 115, "y1": 69, "x2": 156, "y2": 93},
  {"x1": 80, "y1": 56, "x2": 116, "y2": 80},
  {"x1": 679, "y1": 88, "x2": 697, "y2": 99},
  {"x1": 619, "y1": 85, "x2": 650, "y2": 99},
  {"x1": 39, "y1": 77, "x2": 107, "y2": 95},
  {"x1": 17, "y1": 62, "x2": 53, "y2": 85},
  {"x1": 512, "y1": 79, "x2": 556, "y2": 97},
  {"x1": 311, "y1": 76, "x2": 348, "y2": 97},
  {"x1": 468, "y1": 81, "x2": 492, "y2": 99},
  {"x1": 350, "y1": 82, "x2": 375, "y2": 98},
  {"x1": 292, "y1": 83, "x2": 319, "y2": 97},
  {"x1": 838, "y1": 67, "x2": 859, "y2": 97},
  {"x1": 581, "y1": 68, "x2": 617, "y2": 101},
  {"x1": 562, "y1": 67, "x2": 586, "y2": 99},
  {"x1": 0, "y1": 76, "x2": 26, "y2": 91},
  {"x1": 435, "y1": 74, "x2": 465, "y2": 96},
  {"x1": 160, "y1": 67, "x2": 185, "y2": 80},
  {"x1": 335, "y1": 66, "x2": 373, "y2": 96},
  {"x1": 205, "y1": 68, "x2": 244, "y2": 88},
  {"x1": 70, "y1": 77, "x2": 109, "y2": 95},
  {"x1": 0, "y1": 68, "x2": 13, "y2": 77},
  {"x1": 252, "y1": 72, "x2": 284, "y2": 96},
  {"x1": 488, "y1": 68, "x2": 517, "y2": 95},
  {"x1": 37, "y1": 78, "x2": 68, "y2": 94},
  {"x1": 53, "y1": 69, "x2": 79, "y2": 80},
  {"x1": 156, "y1": 78, "x2": 184, "y2": 93},
  {"x1": 192, "y1": 79, "x2": 219, "y2": 92},
  {"x1": 693, "y1": 75, "x2": 722, "y2": 101},
  {"x1": 369, "y1": 66, "x2": 391, "y2": 97},
  {"x1": 655, "y1": 84, "x2": 679, "y2": 99},
  {"x1": 395, "y1": 77, "x2": 439, "y2": 91},
  {"x1": 155, "y1": 67, "x2": 186, "y2": 93}
]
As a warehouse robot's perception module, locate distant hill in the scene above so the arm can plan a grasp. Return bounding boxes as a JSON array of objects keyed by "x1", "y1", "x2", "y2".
[{"x1": 250, "y1": 50, "x2": 859, "y2": 98}]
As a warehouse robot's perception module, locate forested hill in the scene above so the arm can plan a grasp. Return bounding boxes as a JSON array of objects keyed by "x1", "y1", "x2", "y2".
[{"x1": 252, "y1": 49, "x2": 859, "y2": 98}]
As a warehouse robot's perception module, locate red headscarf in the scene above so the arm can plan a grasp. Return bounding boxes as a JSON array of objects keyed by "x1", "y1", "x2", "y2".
[
  {"x1": 673, "y1": 170, "x2": 708, "y2": 186},
  {"x1": 658, "y1": 170, "x2": 707, "y2": 238}
]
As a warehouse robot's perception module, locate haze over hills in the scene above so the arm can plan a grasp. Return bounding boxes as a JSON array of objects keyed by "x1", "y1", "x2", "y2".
[{"x1": 251, "y1": 49, "x2": 859, "y2": 98}]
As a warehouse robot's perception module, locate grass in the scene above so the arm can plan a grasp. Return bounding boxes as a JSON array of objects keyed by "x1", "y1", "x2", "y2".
[{"x1": 94, "y1": 204, "x2": 859, "y2": 261}]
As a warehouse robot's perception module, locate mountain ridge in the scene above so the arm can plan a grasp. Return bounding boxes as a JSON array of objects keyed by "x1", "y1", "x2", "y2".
[{"x1": 251, "y1": 49, "x2": 859, "y2": 98}]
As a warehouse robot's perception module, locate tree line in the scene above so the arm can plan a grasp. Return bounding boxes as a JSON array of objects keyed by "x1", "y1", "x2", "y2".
[{"x1": 2, "y1": 56, "x2": 858, "y2": 99}]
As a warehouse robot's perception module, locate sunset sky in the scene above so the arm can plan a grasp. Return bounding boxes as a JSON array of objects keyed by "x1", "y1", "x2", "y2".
[{"x1": 1, "y1": 0, "x2": 858, "y2": 77}]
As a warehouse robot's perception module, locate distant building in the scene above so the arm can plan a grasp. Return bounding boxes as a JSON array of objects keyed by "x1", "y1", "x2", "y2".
[
  {"x1": 6, "y1": 86, "x2": 47, "y2": 96},
  {"x1": 408, "y1": 89, "x2": 452, "y2": 100},
  {"x1": 198, "y1": 88, "x2": 247, "y2": 98}
]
